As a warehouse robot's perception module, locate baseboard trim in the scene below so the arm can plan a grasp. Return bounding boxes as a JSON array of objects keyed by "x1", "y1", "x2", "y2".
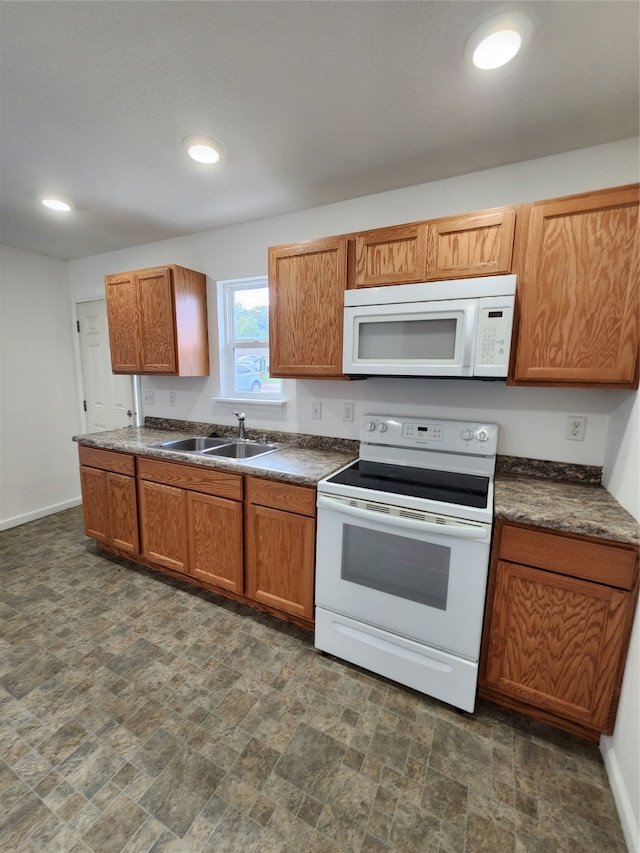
[
  {"x1": 601, "y1": 736, "x2": 639, "y2": 853},
  {"x1": 0, "y1": 498, "x2": 82, "y2": 531}
]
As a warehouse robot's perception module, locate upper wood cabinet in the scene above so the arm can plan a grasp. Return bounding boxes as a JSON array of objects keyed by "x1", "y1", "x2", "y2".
[
  {"x1": 354, "y1": 223, "x2": 429, "y2": 287},
  {"x1": 512, "y1": 185, "x2": 639, "y2": 388},
  {"x1": 268, "y1": 237, "x2": 348, "y2": 378},
  {"x1": 105, "y1": 265, "x2": 209, "y2": 376},
  {"x1": 426, "y1": 207, "x2": 516, "y2": 281},
  {"x1": 352, "y1": 206, "x2": 516, "y2": 287}
]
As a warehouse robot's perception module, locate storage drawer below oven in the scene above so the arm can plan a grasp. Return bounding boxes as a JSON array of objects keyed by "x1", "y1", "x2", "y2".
[{"x1": 315, "y1": 607, "x2": 479, "y2": 712}]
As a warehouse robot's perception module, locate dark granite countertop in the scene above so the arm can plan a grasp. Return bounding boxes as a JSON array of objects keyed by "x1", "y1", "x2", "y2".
[
  {"x1": 495, "y1": 457, "x2": 639, "y2": 546},
  {"x1": 73, "y1": 419, "x2": 358, "y2": 488},
  {"x1": 73, "y1": 419, "x2": 638, "y2": 547}
]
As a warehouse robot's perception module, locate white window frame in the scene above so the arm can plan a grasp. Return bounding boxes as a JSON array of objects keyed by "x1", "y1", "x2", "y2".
[{"x1": 216, "y1": 276, "x2": 285, "y2": 406}]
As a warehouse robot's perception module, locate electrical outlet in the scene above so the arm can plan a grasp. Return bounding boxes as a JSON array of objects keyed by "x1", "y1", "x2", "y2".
[
  {"x1": 565, "y1": 415, "x2": 587, "y2": 441},
  {"x1": 143, "y1": 390, "x2": 155, "y2": 405},
  {"x1": 311, "y1": 400, "x2": 322, "y2": 420},
  {"x1": 342, "y1": 402, "x2": 354, "y2": 422},
  {"x1": 168, "y1": 391, "x2": 176, "y2": 407}
]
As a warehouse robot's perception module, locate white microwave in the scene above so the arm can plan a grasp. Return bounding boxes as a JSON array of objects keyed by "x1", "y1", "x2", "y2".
[{"x1": 343, "y1": 275, "x2": 516, "y2": 378}]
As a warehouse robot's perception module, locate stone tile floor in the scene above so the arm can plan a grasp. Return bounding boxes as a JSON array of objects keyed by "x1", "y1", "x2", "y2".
[{"x1": 0, "y1": 507, "x2": 628, "y2": 852}]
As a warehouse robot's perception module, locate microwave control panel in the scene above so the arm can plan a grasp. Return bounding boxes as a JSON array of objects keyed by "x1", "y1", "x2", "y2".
[{"x1": 474, "y1": 298, "x2": 514, "y2": 375}]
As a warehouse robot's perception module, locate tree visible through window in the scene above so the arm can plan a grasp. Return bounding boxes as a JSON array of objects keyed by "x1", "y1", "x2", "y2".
[{"x1": 219, "y1": 277, "x2": 283, "y2": 398}]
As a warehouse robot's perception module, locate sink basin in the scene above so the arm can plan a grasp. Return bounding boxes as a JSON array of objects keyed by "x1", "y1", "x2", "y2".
[
  {"x1": 155, "y1": 436, "x2": 230, "y2": 452},
  {"x1": 202, "y1": 441, "x2": 281, "y2": 459}
]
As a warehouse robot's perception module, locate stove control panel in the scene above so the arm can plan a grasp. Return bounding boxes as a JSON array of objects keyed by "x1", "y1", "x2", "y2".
[
  {"x1": 402, "y1": 423, "x2": 444, "y2": 441},
  {"x1": 361, "y1": 415, "x2": 498, "y2": 455}
]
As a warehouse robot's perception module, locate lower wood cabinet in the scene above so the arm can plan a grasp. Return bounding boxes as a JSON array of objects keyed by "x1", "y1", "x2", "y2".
[
  {"x1": 78, "y1": 446, "x2": 139, "y2": 554},
  {"x1": 188, "y1": 490, "x2": 243, "y2": 593},
  {"x1": 479, "y1": 520, "x2": 639, "y2": 740},
  {"x1": 245, "y1": 476, "x2": 316, "y2": 621},
  {"x1": 137, "y1": 457, "x2": 244, "y2": 593},
  {"x1": 138, "y1": 479, "x2": 189, "y2": 573},
  {"x1": 78, "y1": 447, "x2": 315, "y2": 629}
]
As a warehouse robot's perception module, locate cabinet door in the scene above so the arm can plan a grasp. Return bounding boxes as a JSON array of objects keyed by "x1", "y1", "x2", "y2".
[
  {"x1": 513, "y1": 185, "x2": 639, "y2": 387},
  {"x1": 138, "y1": 479, "x2": 188, "y2": 572},
  {"x1": 245, "y1": 504, "x2": 315, "y2": 620},
  {"x1": 268, "y1": 237, "x2": 348, "y2": 378},
  {"x1": 187, "y1": 492, "x2": 243, "y2": 593},
  {"x1": 427, "y1": 208, "x2": 516, "y2": 280},
  {"x1": 354, "y1": 224, "x2": 428, "y2": 287},
  {"x1": 137, "y1": 268, "x2": 177, "y2": 373},
  {"x1": 80, "y1": 465, "x2": 110, "y2": 542},
  {"x1": 107, "y1": 472, "x2": 139, "y2": 554},
  {"x1": 105, "y1": 272, "x2": 142, "y2": 372},
  {"x1": 484, "y1": 559, "x2": 632, "y2": 732}
]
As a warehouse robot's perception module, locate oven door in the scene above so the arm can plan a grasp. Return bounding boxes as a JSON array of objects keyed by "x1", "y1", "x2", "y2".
[{"x1": 315, "y1": 492, "x2": 491, "y2": 661}]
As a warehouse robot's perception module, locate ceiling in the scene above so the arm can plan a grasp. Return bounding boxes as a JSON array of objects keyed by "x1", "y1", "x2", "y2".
[{"x1": 1, "y1": 1, "x2": 638, "y2": 261}]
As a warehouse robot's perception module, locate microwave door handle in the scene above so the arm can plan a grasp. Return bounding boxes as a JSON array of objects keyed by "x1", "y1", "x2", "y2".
[
  {"x1": 317, "y1": 494, "x2": 488, "y2": 539},
  {"x1": 461, "y1": 305, "x2": 478, "y2": 368}
]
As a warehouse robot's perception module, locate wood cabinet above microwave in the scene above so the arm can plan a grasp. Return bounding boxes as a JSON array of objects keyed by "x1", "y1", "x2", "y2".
[
  {"x1": 352, "y1": 206, "x2": 517, "y2": 288},
  {"x1": 105, "y1": 265, "x2": 209, "y2": 376}
]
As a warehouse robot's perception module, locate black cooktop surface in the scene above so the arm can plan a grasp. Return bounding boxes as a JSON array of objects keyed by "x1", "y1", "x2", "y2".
[{"x1": 326, "y1": 459, "x2": 490, "y2": 508}]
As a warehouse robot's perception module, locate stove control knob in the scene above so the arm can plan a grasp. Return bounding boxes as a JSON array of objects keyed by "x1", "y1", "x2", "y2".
[
  {"x1": 378, "y1": 423, "x2": 388, "y2": 433},
  {"x1": 476, "y1": 429, "x2": 489, "y2": 442},
  {"x1": 461, "y1": 429, "x2": 474, "y2": 441},
  {"x1": 366, "y1": 421, "x2": 377, "y2": 432}
]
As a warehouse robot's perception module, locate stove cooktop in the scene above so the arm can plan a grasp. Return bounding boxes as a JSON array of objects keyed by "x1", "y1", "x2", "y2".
[{"x1": 325, "y1": 459, "x2": 490, "y2": 509}]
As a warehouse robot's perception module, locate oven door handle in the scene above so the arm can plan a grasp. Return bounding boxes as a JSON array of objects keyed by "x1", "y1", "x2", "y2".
[{"x1": 317, "y1": 494, "x2": 490, "y2": 539}]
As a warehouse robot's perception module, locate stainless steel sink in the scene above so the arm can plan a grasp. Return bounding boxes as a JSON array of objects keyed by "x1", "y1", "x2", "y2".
[
  {"x1": 154, "y1": 436, "x2": 282, "y2": 460},
  {"x1": 202, "y1": 441, "x2": 280, "y2": 459},
  {"x1": 154, "y1": 436, "x2": 230, "y2": 452}
]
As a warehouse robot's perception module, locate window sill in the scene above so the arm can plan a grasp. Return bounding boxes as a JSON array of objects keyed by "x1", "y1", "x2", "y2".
[{"x1": 213, "y1": 397, "x2": 287, "y2": 411}]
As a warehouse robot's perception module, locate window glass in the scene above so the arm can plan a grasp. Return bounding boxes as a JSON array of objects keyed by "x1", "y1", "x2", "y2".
[{"x1": 218, "y1": 278, "x2": 283, "y2": 398}]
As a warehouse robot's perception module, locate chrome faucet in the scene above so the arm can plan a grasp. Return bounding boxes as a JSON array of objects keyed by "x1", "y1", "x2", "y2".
[{"x1": 233, "y1": 411, "x2": 246, "y2": 440}]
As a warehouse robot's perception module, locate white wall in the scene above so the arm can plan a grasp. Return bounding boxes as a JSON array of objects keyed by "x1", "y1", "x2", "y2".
[{"x1": 0, "y1": 246, "x2": 82, "y2": 528}]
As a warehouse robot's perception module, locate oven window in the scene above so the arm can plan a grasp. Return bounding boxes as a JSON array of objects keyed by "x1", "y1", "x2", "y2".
[
  {"x1": 358, "y1": 318, "x2": 457, "y2": 361},
  {"x1": 341, "y1": 524, "x2": 450, "y2": 609}
]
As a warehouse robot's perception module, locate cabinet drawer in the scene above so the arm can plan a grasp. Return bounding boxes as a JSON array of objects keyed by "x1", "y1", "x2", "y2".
[
  {"x1": 500, "y1": 524, "x2": 638, "y2": 590},
  {"x1": 247, "y1": 476, "x2": 316, "y2": 517},
  {"x1": 78, "y1": 445, "x2": 135, "y2": 476},
  {"x1": 138, "y1": 457, "x2": 242, "y2": 500}
]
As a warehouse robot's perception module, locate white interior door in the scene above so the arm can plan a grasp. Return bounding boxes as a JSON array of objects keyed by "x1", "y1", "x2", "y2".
[{"x1": 77, "y1": 300, "x2": 136, "y2": 431}]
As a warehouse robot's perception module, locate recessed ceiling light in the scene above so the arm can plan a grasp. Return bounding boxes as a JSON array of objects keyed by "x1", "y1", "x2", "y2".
[
  {"x1": 183, "y1": 135, "x2": 224, "y2": 165},
  {"x1": 466, "y1": 13, "x2": 531, "y2": 70},
  {"x1": 42, "y1": 198, "x2": 73, "y2": 212}
]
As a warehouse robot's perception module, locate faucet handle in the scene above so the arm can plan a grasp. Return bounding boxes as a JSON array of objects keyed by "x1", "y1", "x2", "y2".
[{"x1": 233, "y1": 411, "x2": 245, "y2": 421}]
